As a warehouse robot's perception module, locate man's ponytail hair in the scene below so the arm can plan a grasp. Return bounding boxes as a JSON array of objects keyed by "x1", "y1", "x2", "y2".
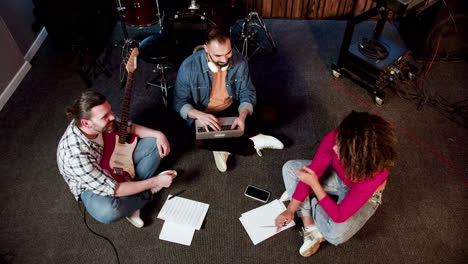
[{"x1": 65, "y1": 91, "x2": 106, "y2": 126}]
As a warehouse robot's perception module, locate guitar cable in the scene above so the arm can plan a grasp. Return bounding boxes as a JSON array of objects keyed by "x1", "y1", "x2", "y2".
[
  {"x1": 358, "y1": 38, "x2": 389, "y2": 60},
  {"x1": 77, "y1": 201, "x2": 121, "y2": 264}
]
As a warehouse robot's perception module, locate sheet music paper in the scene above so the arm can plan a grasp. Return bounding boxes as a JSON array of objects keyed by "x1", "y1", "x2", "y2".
[
  {"x1": 159, "y1": 221, "x2": 195, "y2": 246},
  {"x1": 157, "y1": 196, "x2": 209, "y2": 230},
  {"x1": 239, "y1": 199, "x2": 295, "y2": 245}
]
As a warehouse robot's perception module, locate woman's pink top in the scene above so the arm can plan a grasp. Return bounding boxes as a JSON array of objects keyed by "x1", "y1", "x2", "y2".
[{"x1": 292, "y1": 130, "x2": 389, "y2": 223}]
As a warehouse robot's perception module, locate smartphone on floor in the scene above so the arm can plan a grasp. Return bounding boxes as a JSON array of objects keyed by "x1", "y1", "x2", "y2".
[{"x1": 244, "y1": 185, "x2": 271, "y2": 203}]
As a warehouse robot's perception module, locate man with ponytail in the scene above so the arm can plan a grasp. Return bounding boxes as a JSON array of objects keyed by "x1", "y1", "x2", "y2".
[{"x1": 57, "y1": 91, "x2": 176, "y2": 228}]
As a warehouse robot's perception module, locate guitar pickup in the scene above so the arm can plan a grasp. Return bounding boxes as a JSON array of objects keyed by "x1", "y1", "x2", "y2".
[{"x1": 113, "y1": 167, "x2": 123, "y2": 176}]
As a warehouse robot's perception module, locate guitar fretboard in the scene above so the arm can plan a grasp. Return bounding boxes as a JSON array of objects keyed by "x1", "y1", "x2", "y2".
[{"x1": 118, "y1": 72, "x2": 134, "y2": 144}]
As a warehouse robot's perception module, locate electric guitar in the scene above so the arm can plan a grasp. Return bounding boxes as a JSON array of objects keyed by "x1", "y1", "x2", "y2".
[{"x1": 99, "y1": 48, "x2": 139, "y2": 182}]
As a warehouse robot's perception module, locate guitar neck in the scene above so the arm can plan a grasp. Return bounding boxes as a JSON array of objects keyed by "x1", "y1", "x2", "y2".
[{"x1": 118, "y1": 71, "x2": 134, "y2": 143}]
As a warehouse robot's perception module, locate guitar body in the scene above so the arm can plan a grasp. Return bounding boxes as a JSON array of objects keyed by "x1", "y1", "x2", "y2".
[{"x1": 99, "y1": 131, "x2": 138, "y2": 182}]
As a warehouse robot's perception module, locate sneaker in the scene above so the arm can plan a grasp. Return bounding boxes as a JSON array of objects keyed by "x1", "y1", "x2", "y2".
[
  {"x1": 151, "y1": 170, "x2": 177, "y2": 194},
  {"x1": 279, "y1": 191, "x2": 290, "y2": 202},
  {"x1": 299, "y1": 225, "x2": 325, "y2": 257},
  {"x1": 212, "y1": 151, "x2": 230, "y2": 172},
  {"x1": 126, "y1": 210, "x2": 144, "y2": 228},
  {"x1": 249, "y1": 134, "x2": 284, "y2": 157}
]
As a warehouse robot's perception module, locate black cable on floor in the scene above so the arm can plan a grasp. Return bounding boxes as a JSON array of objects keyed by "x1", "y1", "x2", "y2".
[{"x1": 78, "y1": 202, "x2": 121, "y2": 264}]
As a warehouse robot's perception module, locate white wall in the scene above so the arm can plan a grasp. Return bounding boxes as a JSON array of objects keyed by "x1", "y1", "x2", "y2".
[
  {"x1": 0, "y1": 0, "x2": 47, "y2": 111},
  {"x1": 0, "y1": 0, "x2": 37, "y2": 55}
]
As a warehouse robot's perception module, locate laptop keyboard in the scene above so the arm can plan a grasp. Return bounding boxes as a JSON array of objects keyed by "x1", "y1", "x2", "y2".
[
  {"x1": 195, "y1": 117, "x2": 244, "y2": 139},
  {"x1": 197, "y1": 125, "x2": 235, "y2": 133}
]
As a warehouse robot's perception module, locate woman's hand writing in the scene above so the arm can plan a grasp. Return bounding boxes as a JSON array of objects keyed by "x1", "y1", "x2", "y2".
[{"x1": 274, "y1": 210, "x2": 294, "y2": 232}]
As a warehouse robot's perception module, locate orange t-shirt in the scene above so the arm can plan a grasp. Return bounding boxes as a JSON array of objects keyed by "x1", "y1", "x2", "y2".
[{"x1": 205, "y1": 68, "x2": 233, "y2": 113}]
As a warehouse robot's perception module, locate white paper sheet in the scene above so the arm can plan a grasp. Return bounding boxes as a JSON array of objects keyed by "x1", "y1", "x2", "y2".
[
  {"x1": 239, "y1": 199, "x2": 295, "y2": 245},
  {"x1": 157, "y1": 196, "x2": 209, "y2": 230},
  {"x1": 159, "y1": 221, "x2": 195, "y2": 246}
]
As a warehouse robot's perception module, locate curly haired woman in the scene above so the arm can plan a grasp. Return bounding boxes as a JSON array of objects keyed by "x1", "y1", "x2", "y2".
[{"x1": 275, "y1": 111, "x2": 396, "y2": 257}]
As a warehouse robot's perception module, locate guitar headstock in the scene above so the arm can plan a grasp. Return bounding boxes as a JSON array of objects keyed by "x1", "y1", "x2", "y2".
[{"x1": 125, "y1": 48, "x2": 139, "y2": 73}]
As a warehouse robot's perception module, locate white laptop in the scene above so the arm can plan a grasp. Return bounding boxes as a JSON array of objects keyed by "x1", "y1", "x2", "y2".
[{"x1": 195, "y1": 117, "x2": 244, "y2": 140}]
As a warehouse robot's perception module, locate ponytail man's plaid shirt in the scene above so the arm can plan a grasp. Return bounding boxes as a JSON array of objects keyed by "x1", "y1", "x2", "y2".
[{"x1": 57, "y1": 121, "x2": 118, "y2": 200}]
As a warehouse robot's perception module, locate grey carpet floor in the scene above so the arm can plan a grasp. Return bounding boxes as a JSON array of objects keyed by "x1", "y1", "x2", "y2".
[{"x1": 0, "y1": 19, "x2": 466, "y2": 264}]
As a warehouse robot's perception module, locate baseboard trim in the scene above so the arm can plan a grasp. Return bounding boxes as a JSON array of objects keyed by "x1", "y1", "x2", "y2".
[
  {"x1": 0, "y1": 61, "x2": 31, "y2": 111},
  {"x1": 24, "y1": 27, "x2": 48, "y2": 62}
]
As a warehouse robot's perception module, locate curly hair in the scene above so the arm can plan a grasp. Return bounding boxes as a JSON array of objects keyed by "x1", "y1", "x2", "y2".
[
  {"x1": 65, "y1": 91, "x2": 106, "y2": 126},
  {"x1": 337, "y1": 111, "x2": 396, "y2": 182}
]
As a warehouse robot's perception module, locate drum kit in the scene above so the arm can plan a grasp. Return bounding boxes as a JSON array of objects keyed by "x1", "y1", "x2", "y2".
[
  {"x1": 115, "y1": 0, "x2": 276, "y2": 61},
  {"x1": 115, "y1": 0, "x2": 221, "y2": 59},
  {"x1": 117, "y1": 0, "x2": 162, "y2": 28},
  {"x1": 114, "y1": 0, "x2": 225, "y2": 106},
  {"x1": 114, "y1": 0, "x2": 276, "y2": 105}
]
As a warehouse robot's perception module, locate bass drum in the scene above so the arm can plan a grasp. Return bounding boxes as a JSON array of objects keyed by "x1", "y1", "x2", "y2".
[
  {"x1": 166, "y1": 10, "x2": 216, "y2": 62},
  {"x1": 119, "y1": 0, "x2": 160, "y2": 27}
]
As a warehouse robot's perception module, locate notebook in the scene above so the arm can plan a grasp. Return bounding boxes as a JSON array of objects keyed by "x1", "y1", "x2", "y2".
[
  {"x1": 195, "y1": 117, "x2": 244, "y2": 140},
  {"x1": 239, "y1": 199, "x2": 296, "y2": 245},
  {"x1": 157, "y1": 195, "x2": 210, "y2": 246}
]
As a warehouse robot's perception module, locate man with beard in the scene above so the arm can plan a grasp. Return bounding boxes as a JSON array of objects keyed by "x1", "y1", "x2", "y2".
[
  {"x1": 57, "y1": 91, "x2": 177, "y2": 228},
  {"x1": 174, "y1": 27, "x2": 283, "y2": 172}
]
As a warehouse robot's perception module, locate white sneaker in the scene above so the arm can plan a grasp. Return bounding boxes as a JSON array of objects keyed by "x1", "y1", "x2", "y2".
[
  {"x1": 249, "y1": 134, "x2": 284, "y2": 157},
  {"x1": 212, "y1": 151, "x2": 230, "y2": 172},
  {"x1": 279, "y1": 191, "x2": 290, "y2": 202},
  {"x1": 126, "y1": 210, "x2": 144, "y2": 228},
  {"x1": 299, "y1": 225, "x2": 325, "y2": 257},
  {"x1": 151, "y1": 170, "x2": 177, "y2": 194}
]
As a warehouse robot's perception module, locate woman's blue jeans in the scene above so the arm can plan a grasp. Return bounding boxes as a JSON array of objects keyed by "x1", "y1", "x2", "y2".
[
  {"x1": 80, "y1": 138, "x2": 160, "y2": 224},
  {"x1": 282, "y1": 160, "x2": 382, "y2": 245}
]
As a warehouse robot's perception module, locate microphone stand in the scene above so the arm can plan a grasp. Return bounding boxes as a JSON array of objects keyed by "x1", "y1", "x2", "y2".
[
  {"x1": 114, "y1": 0, "x2": 140, "y2": 90},
  {"x1": 236, "y1": 0, "x2": 277, "y2": 60}
]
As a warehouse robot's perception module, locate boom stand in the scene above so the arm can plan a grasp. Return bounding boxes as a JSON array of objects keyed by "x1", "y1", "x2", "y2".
[{"x1": 236, "y1": 2, "x2": 277, "y2": 60}]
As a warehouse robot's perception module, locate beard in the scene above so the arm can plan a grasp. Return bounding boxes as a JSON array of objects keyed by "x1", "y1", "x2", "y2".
[
  {"x1": 99, "y1": 120, "x2": 115, "y2": 133},
  {"x1": 208, "y1": 53, "x2": 230, "y2": 67},
  {"x1": 216, "y1": 60, "x2": 229, "y2": 67},
  {"x1": 105, "y1": 121, "x2": 115, "y2": 132}
]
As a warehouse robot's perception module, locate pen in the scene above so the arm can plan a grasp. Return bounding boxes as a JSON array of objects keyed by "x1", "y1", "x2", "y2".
[
  {"x1": 168, "y1": 189, "x2": 186, "y2": 200},
  {"x1": 259, "y1": 225, "x2": 287, "y2": 228}
]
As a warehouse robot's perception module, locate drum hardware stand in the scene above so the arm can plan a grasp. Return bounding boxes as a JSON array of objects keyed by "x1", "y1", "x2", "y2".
[
  {"x1": 115, "y1": 2, "x2": 139, "y2": 48},
  {"x1": 154, "y1": 0, "x2": 164, "y2": 33},
  {"x1": 114, "y1": 3, "x2": 138, "y2": 90},
  {"x1": 146, "y1": 63, "x2": 171, "y2": 107},
  {"x1": 175, "y1": 0, "x2": 211, "y2": 21},
  {"x1": 234, "y1": 1, "x2": 277, "y2": 60},
  {"x1": 188, "y1": 0, "x2": 200, "y2": 11}
]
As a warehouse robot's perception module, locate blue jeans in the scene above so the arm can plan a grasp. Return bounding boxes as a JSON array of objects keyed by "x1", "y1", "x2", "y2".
[
  {"x1": 282, "y1": 160, "x2": 382, "y2": 245},
  {"x1": 80, "y1": 138, "x2": 161, "y2": 224}
]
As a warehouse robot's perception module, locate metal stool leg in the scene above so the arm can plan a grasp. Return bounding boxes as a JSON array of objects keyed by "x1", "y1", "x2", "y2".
[
  {"x1": 158, "y1": 64, "x2": 168, "y2": 108},
  {"x1": 146, "y1": 63, "x2": 172, "y2": 108}
]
